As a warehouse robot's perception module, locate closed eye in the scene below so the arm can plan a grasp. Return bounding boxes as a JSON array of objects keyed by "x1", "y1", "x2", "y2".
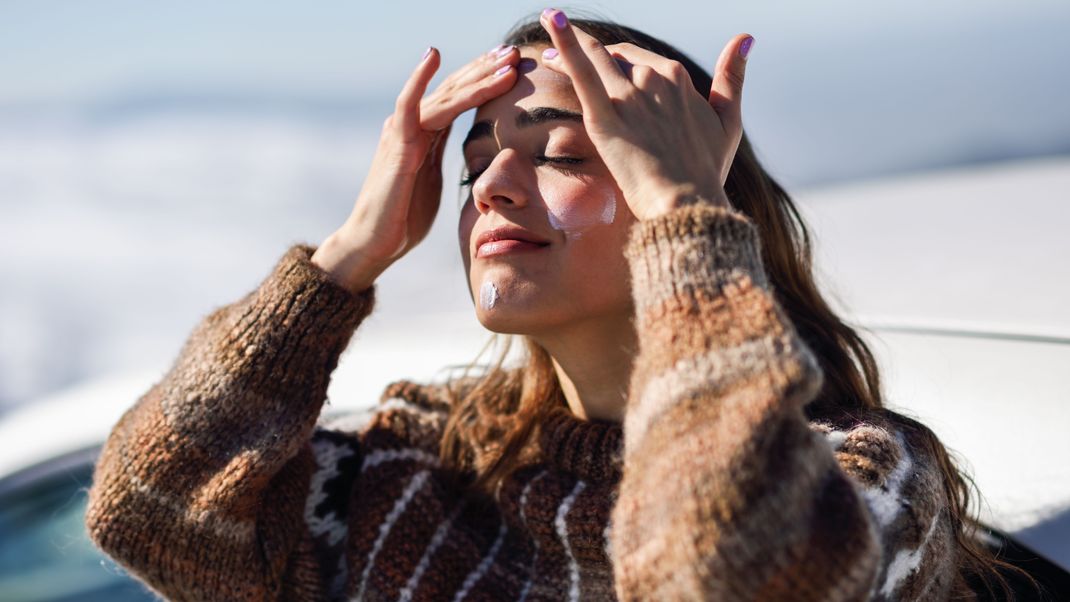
[
  {"x1": 459, "y1": 155, "x2": 586, "y2": 188},
  {"x1": 459, "y1": 168, "x2": 485, "y2": 188},
  {"x1": 537, "y1": 154, "x2": 582, "y2": 164},
  {"x1": 535, "y1": 155, "x2": 584, "y2": 175}
]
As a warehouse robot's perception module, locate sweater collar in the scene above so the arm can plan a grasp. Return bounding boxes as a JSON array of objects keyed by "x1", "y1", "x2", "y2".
[{"x1": 537, "y1": 405, "x2": 623, "y2": 484}]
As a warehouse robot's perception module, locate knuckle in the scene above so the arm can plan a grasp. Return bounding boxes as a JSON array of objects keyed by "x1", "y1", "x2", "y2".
[
  {"x1": 434, "y1": 91, "x2": 455, "y2": 108},
  {"x1": 666, "y1": 60, "x2": 688, "y2": 79},
  {"x1": 580, "y1": 37, "x2": 604, "y2": 53},
  {"x1": 619, "y1": 87, "x2": 643, "y2": 105},
  {"x1": 632, "y1": 65, "x2": 656, "y2": 86},
  {"x1": 725, "y1": 67, "x2": 746, "y2": 90}
]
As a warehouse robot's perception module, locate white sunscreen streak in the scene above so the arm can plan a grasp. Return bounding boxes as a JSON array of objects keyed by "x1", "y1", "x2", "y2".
[
  {"x1": 546, "y1": 191, "x2": 617, "y2": 239},
  {"x1": 479, "y1": 281, "x2": 499, "y2": 310},
  {"x1": 600, "y1": 193, "x2": 617, "y2": 224}
]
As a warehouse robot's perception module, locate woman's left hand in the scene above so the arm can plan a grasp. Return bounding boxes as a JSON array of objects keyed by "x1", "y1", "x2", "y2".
[{"x1": 538, "y1": 8, "x2": 752, "y2": 220}]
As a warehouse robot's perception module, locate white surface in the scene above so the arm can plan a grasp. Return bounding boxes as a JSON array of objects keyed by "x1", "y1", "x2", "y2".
[
  {"x1": 0, "y1": 312, "x2": 494, "y2": 479},
  {"x1": 864, "y1": 330, "x2": 1070, "y2": 531},
  {"x1": 796, "y1": 156, "x2": 1070, "y2": 339}
]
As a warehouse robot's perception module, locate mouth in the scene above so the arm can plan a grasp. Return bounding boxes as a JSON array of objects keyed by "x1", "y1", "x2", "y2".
[{"x1": 475, "y1": 225, "x2": 551, "y2": 259}]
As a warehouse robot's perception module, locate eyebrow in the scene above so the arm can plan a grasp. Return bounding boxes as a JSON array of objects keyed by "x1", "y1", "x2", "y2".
[{"x1": 462, "y1": 107, "x2": 583, "y2": 151}]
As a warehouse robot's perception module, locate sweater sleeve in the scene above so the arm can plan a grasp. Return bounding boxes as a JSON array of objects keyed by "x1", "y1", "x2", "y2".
[
  {"x1": 85, "y1": 244, "x2": 375, "y2": 601},
  {"x1": 610, "y1": 203, "x2": 957, "y2": 601}
]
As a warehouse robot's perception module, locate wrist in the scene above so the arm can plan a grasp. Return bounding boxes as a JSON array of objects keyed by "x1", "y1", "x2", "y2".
[
  {"x1": 311, "y1": 232, "x2": 385, "y2": 294},
  {"x1": 667, "y1": 188, "x2": 731, "y2": 211},
  {"x1": 637, "y1": 185, "x2": 730, "y2": 219}
]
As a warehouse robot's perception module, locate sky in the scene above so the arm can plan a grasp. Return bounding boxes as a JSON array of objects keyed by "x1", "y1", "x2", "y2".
[{"x1": 3, "y1": 0, "x2": 1069, "y2": 184}]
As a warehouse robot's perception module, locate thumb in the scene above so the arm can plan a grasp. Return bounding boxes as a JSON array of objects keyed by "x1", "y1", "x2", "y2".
[{"x1": 708, "y1": 34, "x2": 753, "y2": 131}]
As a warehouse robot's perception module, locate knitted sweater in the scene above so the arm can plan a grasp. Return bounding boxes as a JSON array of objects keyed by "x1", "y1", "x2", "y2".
[{"x1": 86, "y1": 203, "x2": 959, "y2": 601}]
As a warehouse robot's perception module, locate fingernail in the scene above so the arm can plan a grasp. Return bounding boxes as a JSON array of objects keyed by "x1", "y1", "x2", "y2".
[
  {"x1": 542, "y1": 48, "x2": 559, "y2": 60},
  {"x1": 739, "y1": 37, "x2": 754, "y2": 59},
  {"x1": 488, "y1": 43, "x2": 506, "y2": 56},
  {"x1": 496, "y1": 44, "x2": 515, "y2": 58},
  {"x1": 423, "y1": 46, "x2": 433, "y2": 60},
  {"x1": 552, "y1": 10, "x2": 568, "y2": 29},
  {"x1": 495, "y1": 64, "x2": 512, "y2": 76}
]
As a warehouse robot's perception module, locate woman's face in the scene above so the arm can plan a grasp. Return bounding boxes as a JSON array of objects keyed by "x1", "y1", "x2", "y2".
[{"x1": 458, "y1": 46, "x2": 638, "y2": 336}]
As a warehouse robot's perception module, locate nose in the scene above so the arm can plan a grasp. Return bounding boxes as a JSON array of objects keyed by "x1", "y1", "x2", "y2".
[{"x1": 471, "y1": 149, "x2": 529, "y2": 215}]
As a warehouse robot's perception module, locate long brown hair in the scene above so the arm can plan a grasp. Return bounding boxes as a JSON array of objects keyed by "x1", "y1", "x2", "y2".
[{"x1": 440, "y1": 15, "x2": 1029, "y2": 599}]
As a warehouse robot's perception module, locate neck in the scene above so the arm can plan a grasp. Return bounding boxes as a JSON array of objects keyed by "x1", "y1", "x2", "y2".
[{"x1": 532, "y1": 312, "x2": 637, "y2": 423}]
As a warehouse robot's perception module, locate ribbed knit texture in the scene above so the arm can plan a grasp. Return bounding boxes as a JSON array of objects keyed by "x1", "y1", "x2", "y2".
[{"x1": 86, "y1": 204, "x2": 958, "y2": 601}]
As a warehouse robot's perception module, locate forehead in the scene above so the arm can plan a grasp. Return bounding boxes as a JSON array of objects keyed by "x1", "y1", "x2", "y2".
[{"x1": 472, "y1": 46, "x2": 581, "y2": 123}]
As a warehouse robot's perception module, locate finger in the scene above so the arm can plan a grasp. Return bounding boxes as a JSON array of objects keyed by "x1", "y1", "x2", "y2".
[
  {"x1": 429, "y1": 125, "x2": 451, "y2": 170},
  {"x1": 538, "y1": 9, "x2": 623, "y2": 117},
  {"x1": 605, "y1": 43, "x2": 693, "y2": 87},
  {"x1": 438, "y1": 43, "x2": 519, "y2": 91},
  {"x1": 395, "y1": 47, "x2": 442, "y2": 138},
  {"x1": 708, "y1": 34, "x2": 753, "y2": 128},
  {"x1": 419, "y1": 50, "x2": 519, "y2": 131},
  {"x1": 410, "y1": 125, "x2": 451, "y2": 242},
  {"x1": 413, "y1": 128, "x2": 449, "y2": 205}
]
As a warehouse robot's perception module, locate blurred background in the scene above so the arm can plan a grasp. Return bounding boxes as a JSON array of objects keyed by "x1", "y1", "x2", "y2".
[{"x1": 1, "y1": 0, "x2": 1068, "y2": 598}]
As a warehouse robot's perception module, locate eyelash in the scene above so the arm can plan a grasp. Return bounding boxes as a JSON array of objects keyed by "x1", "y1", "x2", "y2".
[{"x1": 459, "y1": 155, "x2": 584, "y2": 188}]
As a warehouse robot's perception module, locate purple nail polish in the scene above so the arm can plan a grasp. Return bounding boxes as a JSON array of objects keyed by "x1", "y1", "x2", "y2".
[
  {"x1": 542, "y1": 48, "x2": 559, "y2": 60},
  {"x1": 423, "y1": 47, "x2": 433, "y2": 60},
  {"x1": 552, "y1": 11, "x2": 568, "y2": 29},
  {"x1": 542, "y1": 8, "x2": 555, "y2": 18},
  {"x1": 496, "y1": 45, "x2": 515, "y2": 58},
  {"x1": 495, "y1": 64, "x2": 512, "y2": 76},
  {"x1": 739, "y1": 37, "x2": 754, "y2": 59},
  {"x1": 488, "y1": 43, "x2": 506, "y2": 56}
]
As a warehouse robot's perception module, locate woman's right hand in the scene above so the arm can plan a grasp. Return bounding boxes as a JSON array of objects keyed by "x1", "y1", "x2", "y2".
[{"x1": 312, "y1": 45, "x2": 520, "y2": 293}]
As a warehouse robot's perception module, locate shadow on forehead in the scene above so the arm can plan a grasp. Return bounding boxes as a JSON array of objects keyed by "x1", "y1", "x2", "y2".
[
  {"x1": 518, "y1": 57, "x2": 539, "y2": 74},
  {"x1": 508, "y1": 57, "x2": 574, "y2": 100}
]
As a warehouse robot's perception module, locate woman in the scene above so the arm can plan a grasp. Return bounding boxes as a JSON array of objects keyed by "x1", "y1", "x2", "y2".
[{"x1": 86, "y1": 9, "x2": 1011, "y2": 601}]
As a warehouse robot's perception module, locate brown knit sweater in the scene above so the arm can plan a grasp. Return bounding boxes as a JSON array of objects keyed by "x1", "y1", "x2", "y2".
[{"x1": 86, "y1": 204, "x2": 959, "y2": 601}]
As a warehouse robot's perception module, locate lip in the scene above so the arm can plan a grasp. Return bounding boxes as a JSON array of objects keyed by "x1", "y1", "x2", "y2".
[{"x1": 475, "y1": 225, "x2": 551, "y2": 259}]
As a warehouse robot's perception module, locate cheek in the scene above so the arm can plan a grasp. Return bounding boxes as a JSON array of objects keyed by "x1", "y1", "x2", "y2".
[
  {"x1": 541, "y1": 178, "x2": 618, "y2": 237},
  {"x1": 458, "y1": 201, "x2": 478, "y2": 268}
]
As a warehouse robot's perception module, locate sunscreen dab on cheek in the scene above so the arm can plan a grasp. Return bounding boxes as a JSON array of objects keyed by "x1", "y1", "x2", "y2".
[
  {"x1": 600, "y1": 192, "x2": 617, "y2": 224},
  {"x1": 545, "y1": 187, "x2": 618, "y2": 240}
]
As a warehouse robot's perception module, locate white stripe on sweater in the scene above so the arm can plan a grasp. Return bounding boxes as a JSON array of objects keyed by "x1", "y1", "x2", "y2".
[
  {"x1": 319, "y1": 398, "x2": 446, "y2": 433},
  {"x1": 602, "y1": 521, "x2": 614, "y2": 563},
  {"x1": 556, "y1": 480, "x2": 588, "y2": 602},
  {"x1": 453, "y1": 521, "x2": 509, "y2": 602},
  {"x1": 860, "y1": 433, "x2": 913, "y2": 528},
  {"x1": 361, "y1": 447, "x2": 440, "y2": 472},
  {"x1": 351, "y1": 470, "x2": 430, "y2": 602},
  {"x1": 517, "y1": 470, "x2": 549, "y2": 602},
  {"x1": 304, "y1": 436, "x2": 356, "y2": 546},
  {"x1": 879, "y1": 512, "x2": 940, "y2": 597},
  {"x1": 398, "y1": 501, "x2": 466, "y2": 602}
]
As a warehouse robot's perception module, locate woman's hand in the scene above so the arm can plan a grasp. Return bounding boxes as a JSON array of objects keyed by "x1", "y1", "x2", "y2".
[
  {"x1": 313, "y1": 45, "x2": 521, "y2": 293},
  {"x1": 538, "y1": 9, "x2": 752, "y2": 220}
]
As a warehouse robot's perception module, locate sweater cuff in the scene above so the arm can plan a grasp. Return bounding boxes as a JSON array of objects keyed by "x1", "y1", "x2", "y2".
[
  {"x1": 625, "y1": 202, "x2": 767, "y2": 315},
  {"x1": 205, "y1": 243, "x2": 376, "y2": 395}
]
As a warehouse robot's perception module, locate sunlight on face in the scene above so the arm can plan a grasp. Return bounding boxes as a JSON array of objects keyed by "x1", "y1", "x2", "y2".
[{"x1": 457, "y1": 47, "x2": 638, "y2": 337}]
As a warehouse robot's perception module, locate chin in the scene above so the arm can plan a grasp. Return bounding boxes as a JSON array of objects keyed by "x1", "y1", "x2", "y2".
[{"x1": 474, "y1": 305, "x2": 544, "y2": 336}]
